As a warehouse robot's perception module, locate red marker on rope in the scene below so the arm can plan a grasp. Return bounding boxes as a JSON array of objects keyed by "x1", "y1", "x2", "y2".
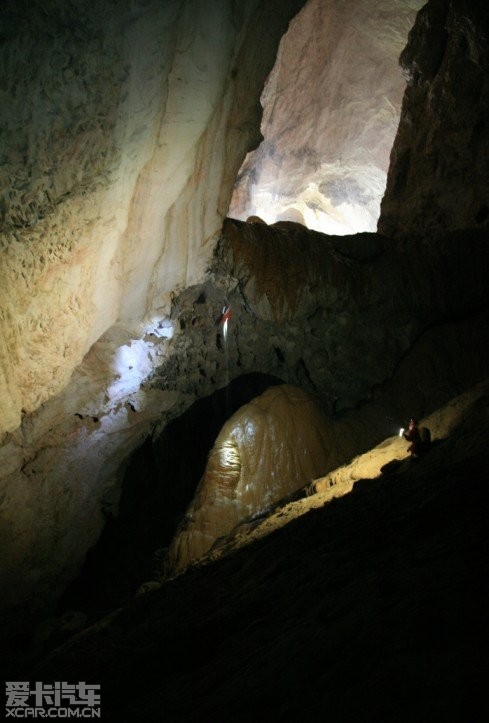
[{"x1": 221, "y1": 305, "x2": 232, "y2": 324}]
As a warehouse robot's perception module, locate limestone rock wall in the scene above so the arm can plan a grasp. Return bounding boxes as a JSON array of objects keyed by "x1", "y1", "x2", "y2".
[
  {"x1": 212, "y1": 220, "x2": 489, "y2": 411},
  {"x1": 229, "y1": 0, "x2": 424, "y2": 234},
  {"x1": 378, "y1": 0, "x2": 489, "y2": 237},
  {"x1": 0, "y1": 0, "x2": 305, "y2": 435},
  {"x1": 0, "y1": 0, "x2": 307, "y2": 625}
]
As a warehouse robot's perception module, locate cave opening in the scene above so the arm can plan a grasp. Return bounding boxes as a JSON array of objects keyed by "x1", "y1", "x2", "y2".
[{"x1": 229, "y1": 0, "x2": 424, "y2": 235}]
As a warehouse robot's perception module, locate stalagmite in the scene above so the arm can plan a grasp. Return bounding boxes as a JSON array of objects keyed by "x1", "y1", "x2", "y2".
[{"x1": 166, "y1": 385, "x2": 333, "y2": 573}]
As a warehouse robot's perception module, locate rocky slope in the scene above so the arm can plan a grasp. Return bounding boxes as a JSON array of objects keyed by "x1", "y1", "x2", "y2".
[{"x1": 25, "y1": 381, "x2": 489, "y2": 722}]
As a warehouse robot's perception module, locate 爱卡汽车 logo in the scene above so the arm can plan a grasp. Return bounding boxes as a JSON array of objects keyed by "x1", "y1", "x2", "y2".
[{"x1": 5, "y1": 681, "x2": 101, "y2": 718}]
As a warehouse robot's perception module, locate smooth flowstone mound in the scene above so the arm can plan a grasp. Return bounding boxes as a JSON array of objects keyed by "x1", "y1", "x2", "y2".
[{"x1": 166, "y1": 384, "x2": 332, "y2": 573}]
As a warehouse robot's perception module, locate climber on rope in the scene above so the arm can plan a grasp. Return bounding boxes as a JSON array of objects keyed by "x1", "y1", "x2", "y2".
[
  {"x1": 214, "y1": 304, "x2": 232, "y2": 327},
  {"x1": 401, "y1": 418, "x2": 431, "y2": 459},
  {"x1": 220, "y1": 305, "x2": 231, "y2": 341},
  {"x1": 214, "y1": 304, "x2": 232, "y2": 347},
  {"x1": 220, "y1": 305, "x2": 232, "y2": 325}
]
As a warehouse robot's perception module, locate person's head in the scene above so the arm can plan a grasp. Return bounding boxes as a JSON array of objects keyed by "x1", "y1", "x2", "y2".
[{"x1": 409, "y1": 418, "x2": 418, "y2": 429}]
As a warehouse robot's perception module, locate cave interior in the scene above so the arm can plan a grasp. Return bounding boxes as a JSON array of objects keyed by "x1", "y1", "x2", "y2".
[{"x1": 0, "y1": 0, "x2": 488, "y2": 721}]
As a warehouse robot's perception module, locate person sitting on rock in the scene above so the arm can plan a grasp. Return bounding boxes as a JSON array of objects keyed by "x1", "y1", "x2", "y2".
[
  {"x1": 403, "y1": 418, "x2": 423, "y2": 458},
  {"x1": 403, "y1": 418, "x2": 432, "y2": 458}
]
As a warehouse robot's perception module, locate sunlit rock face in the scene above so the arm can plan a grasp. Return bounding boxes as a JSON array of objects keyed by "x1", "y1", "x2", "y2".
[
  {"x1": 229, "y1": 0, "x2": 423, "y2": 234},
  {"x1": 166, "y1": 384, "x2": 332, "y2": 573},
  {"x1": 379, "y1": 0, "x2": 489, "y2": 238},
  {"x1": 0, "y1": 0, "x2": 305, "y2": 435}
]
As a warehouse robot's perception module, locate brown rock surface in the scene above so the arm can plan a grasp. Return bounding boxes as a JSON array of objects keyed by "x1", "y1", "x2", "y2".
[
  {"x1": 29, "y1": 380, "x2": 489, "y2": 722},
  {"x1": 0, "y1": 0, "x2": 305, "y2": 434},
  {"x1": 0, "y1": 0, "x2": 307, "y2": 622},
  {"x1": 378, "y1": 0, "x2": 489, "y2": 237}
]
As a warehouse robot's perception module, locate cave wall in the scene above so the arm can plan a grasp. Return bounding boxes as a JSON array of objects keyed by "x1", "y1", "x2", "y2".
[
  {"x1": 378, "y1": 0, "x2": 489, "y2": 237},
  {"x1": 0, "y1": 0, "x2": 306, "y2": 435},
  {"x1": 153, "y1": 218, "x2": 488, "y2": 575},
  {"x1": 152, "y1": 220, "x2": 488, "y2": 422},
  {"x1": 0, "y1": 0, "x2": 307, "y2": 625}
]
